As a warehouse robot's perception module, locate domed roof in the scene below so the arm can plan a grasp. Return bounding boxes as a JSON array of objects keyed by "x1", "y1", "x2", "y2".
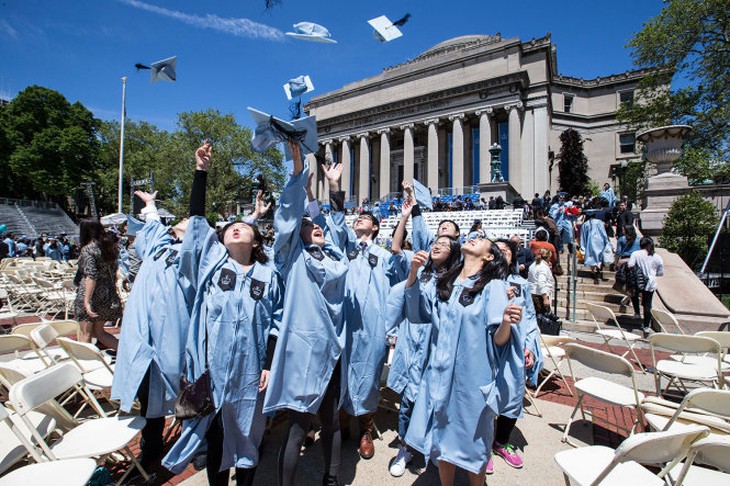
[{"x1": 422, "y1": 35, "x2": 493, "y2": 55}]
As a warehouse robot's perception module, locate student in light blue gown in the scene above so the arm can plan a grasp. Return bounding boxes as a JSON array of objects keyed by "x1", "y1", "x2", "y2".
[
  {"x1": 386, "y1": 196, "x2": 463, "y2": 477},
  {"x1": 162, "y1": 143, "x2": 282, "y2": 486},
  {"x1": 580, "y1": 211, "x2": 612, "y2": 280},
  {"x1": 402, "y1": 230, "x2": 522, "y2": 486},
  {"x1": 487, "y1": 239, "x2": 543, "y2": 474},
  {"x1": 325, "y1": 182, "x2": 403, "y2": 461},
  {"x1": 600, "y1": 183, "x2": 618, "y2": 209},
  {"x1": 111, "y1": 190, "x2": 193, "y2": 470},
  {"x1": 263, "y1": 144, "x2": 348, "y2": 486},
  {"x1": 402, "y1": 181, "x2": 461, "y2": 252}
]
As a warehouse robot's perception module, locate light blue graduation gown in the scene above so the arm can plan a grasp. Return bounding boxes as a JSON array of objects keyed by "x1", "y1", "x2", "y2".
[
  {"x1": 403, "y1": 278, "x2": 510, "y2": 474},
  {"x1": 580, "y1": 218, "x2": 610, "y2": 267},
  {"x1": 111, "y1": 219, "x2": 191, "y2": 417},
  {"x1": 600, "y1": 187, "x2": 618, "y2": 208},
  {"x1": 327, "y1": 214, "x2": 401, "y2": 416},
  {"x1": 411, "y1": 213, "x2": 435, "y2": 253},
  {"x1": 163, "y1": 216, "x2": 283, "y2": 473},
  {"x1": 263, "y1": 167, "x2": 349, "y2": 415},
  {"x1": 495, "y1": 275, "x2": 543, "y2": 419}
]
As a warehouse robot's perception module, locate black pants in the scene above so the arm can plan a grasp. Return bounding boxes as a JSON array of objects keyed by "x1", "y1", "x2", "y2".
[
  {"x1": 631, "y1": 289, "x2": 655, "y2": 329},
  {"x1": 494, "y1": 415, "x2": 517, "y2": 446},
  {"x1": 205, "y1": 413, "x2": 258, "y2": 486},
  {"x1": 136, "y1": 367, "x2": 166, "y2": 465},
  {"x1": 278, "y1": 361, "x2": 341, "y2": 486}
]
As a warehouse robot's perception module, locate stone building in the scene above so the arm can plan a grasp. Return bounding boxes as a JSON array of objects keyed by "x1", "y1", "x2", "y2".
[{"x1": 304, "y1": 33, "x2": 657, "y2": 204}]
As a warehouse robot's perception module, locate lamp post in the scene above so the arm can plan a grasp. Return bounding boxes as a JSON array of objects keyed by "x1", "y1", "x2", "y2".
[
  {"x1": 620, "y1": 160, "x2": 628, "y2": 197},
  {"x1": 488, "y1": 143, "x2": 504, "y2": 183}
]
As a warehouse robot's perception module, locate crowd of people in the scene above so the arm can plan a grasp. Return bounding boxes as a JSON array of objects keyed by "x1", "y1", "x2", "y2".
[
  {"x1": 1, "y1": 139, "x2": 664, "y2": 485},
  {"x1": 0, "y1": 232, "x2": 76, "y2": 261}
]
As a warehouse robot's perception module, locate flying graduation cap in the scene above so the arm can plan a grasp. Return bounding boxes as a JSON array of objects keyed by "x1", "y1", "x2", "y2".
[
  {"x1": 368, "y1": 14, "x2": 411, "y2": 43},
  {"x1": 286, "y1": 22, "x2": 337, "y2": 43},
  {"x1": 134, "y1": 56, "x2": 177, "y2": 83},
  {"x1": 248, "y1": 107, "x2": 318, "y2": 160},
  {"x1": 283, "y1": 75, "x2": 315, "y2": 100}
]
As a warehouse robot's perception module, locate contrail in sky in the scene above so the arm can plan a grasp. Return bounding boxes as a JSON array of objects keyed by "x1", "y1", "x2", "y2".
[{"x1": 119, "y1": 0, "x2": 285, "y2": 41}]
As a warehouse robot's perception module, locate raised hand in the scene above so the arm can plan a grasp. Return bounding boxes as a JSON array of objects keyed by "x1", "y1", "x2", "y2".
[
  {"x1": 253, "y1": 190, "x2": 272, "y2": 218},
  {"x1": 322, "y1": 162, "x2": 343, "y2": 191},
  {"x1": 405, "y1": 250, "x2": 429, "y2": 288},
  {"x1": 402, "y1": 180, "x2": 414, "y2": 198},
  {"x1": 400, "y1": 196, "x2": 414, "y2": 219},
  {"x1": 305, "y1": 172, "x2": 316, "y2": 201},
  {"x1": 134, "y1": 190, "x2": 158, "y2": 205},
  {"x1": 502, "y1": 303, "x2": 523, "y2": 326},
  {"x1": 195, "y1": 139, "x2": 212, "y2": 171}
]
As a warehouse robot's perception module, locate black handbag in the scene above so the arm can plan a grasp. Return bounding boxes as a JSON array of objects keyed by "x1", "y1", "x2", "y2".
[
  {"x1": 537, "y1": 312, "x2": 562, "y2": 336},
  {"x1": 174, "y1": 323, "x2": 214, "y2": 420},
  {"x1": 174, "y1": 370, "x2": 215, "y2": 420},
  {"x1": 615, "y1": 263, "x2": 627, "y2": 284},
  {"x1": 627, "y1": 265, "x2": 648, "y2": 291}
]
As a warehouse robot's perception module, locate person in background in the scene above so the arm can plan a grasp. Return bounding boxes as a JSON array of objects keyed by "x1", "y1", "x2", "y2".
[
  {"x1": 510, "y1": 235, "x2": 534, "y2": 279},
  {"x1": 580, "y1": 212, "x2": 611, "y2": 282},
  {"x1": 74, "y1": 220, "x2": 122, "y2": 350},
  {"x1": 3, "y1": 233, "x2": 15, "y2": 258},
  {"x1": 528, "y1": 248, "x2": 554, "y2": 315},
  {"x1": 615, "y1": 201, "x2": 634, "y2": 237},
  {"x1": 628, "y1": 237, "x2": 664, "y2": 335},
  {"x1": 528, "y1": 228, "x2": 557, "y2": 268}
]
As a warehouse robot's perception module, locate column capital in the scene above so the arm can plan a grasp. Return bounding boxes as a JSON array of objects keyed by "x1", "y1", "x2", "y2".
[
  {"x1": 422, "y1": 117, "x2": 440, "y2": 127},
  {"x1": 321, "y1": 139, "x2": 334, "y2": 146},
  {"x1": 399, "y1": 123, "x2": 415, "y2": 131},
  {"x1": 475, "y1": 106, "x2": 494, "y2": 117},
  {"x1": 448, "y1": 113, "x2": 466, "y2": 122},
  {"x1": 337, "y1": 135, "x2": 351, "y2": 143},
  {"x1": 376, "y1": 127, "x2": 391, "y2": 135},
  {"x1": 507, "y1": 101, "x2": 524, "y2": 112},
  {"x1": 356, "y1": 132, "x2": 370, "y2": 140}
]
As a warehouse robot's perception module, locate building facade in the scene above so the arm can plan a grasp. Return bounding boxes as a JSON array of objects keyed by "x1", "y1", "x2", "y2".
[{"x1": 305, "y1": 33, "x2": 656, "y2": 204}]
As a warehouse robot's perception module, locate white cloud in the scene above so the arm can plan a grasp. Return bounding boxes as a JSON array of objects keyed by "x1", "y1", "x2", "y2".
[
  {"x1": 119, "y1": 0, "x2": 285, "y2": 41},
  {"x1": 0, "y1": 19, "x2": 18, "y2": 39}
]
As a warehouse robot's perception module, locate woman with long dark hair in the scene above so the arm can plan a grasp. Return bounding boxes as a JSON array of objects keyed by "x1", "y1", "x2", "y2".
[
  {"x1": 74, "y1": 220, "x2": 122, "y2": 350},
  {"x1": 163, "y1": 142, "x2": 282, "y2": 486},
  {"x1": 628, "y1": 237, "x2": 664, "y2": 334},
  {"x1": 403, "y1": 230, "x2": 521, "y2": 486},
  {"x1": 489, "y1": 239, "x2": 543, "y2": 474}
]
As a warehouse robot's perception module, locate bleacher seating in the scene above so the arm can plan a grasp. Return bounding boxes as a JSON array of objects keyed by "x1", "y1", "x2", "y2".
[{"x1": 0, "y1": 199, "x2": 77, "y2": 238}]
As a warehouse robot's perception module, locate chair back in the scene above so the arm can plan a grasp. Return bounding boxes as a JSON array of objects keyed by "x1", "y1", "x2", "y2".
[
  {"x1": 650, "y1": 309, "x2": 685, "y2": 334},
  {"x1": 0, "y1": 335, "x2": 33, "y2": 356},
  {"x1": 9, "y1": 363, "x2": 83, "y2": 415},
  {"x1": 696, "y1": 331, "x2": 730, "y2": 351},
  {"x1": 666, "y1": 388, "x2": 730, "y2": 430},
  {"x1": 55, "y1": 337, "x2": 110, "y2": 373},
  {"x1": 29, "y1": 325, "x2": 59, "y2": 351},
  {"x1": 586, "y1": 302, "x2": 619, "y2": 331},
  {"x1": 50, "y1": 320, "x2": 80, "y2": 340},
  {"x1": 565, "y1": 343, "x2": 635, "y2": 378},
  {"x1": 0, "y1": 363, "x2": 30, "y2": 390},
  {"x1": 649, "y1": 333, "x2": 721, "y2": 355},
  {"x1": 9, "y1": 322, "x2": 44, "y2": 338}
]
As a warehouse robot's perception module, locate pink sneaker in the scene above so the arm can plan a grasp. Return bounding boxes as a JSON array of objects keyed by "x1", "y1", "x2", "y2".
[
  {"x1": 492, "y1": 443, "x2": 523, "y2": 469},
  {"x1": 485, "y1": 456, "x2": 494, "y2": 475}
]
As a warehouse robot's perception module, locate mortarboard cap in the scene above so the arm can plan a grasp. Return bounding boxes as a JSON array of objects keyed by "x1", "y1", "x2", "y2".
[
  {"x1": 556, "y1": 191, "x2": 569, "y2": 198},
  {"x1": 248, "y1": 107, "x2": 318, "y2": 160},
  {"x1": 412, "y1": 178, "x2": 433, "y2": 210},
  {"x1": 368, "y1": 15, "x2": 404, "y2": 43},
  {"x1": 150, "y1": 56, "x2": 177, "y2": 83},
  {"x1": 125, "y1": 215, "x2": 145, "y2": 236},
  {"x1": 286, "y1": 22, "x2": 337, "y2": 43},
  {"x1": 284, "y1": 75, "x2": 315, "y2": 100}
]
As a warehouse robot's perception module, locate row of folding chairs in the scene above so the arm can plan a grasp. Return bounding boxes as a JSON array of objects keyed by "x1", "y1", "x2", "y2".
[
  {"x1": 0, "y1": 270, "x2": 75, "y2": 320},
  {"x1": 0, "y1": 363, "x2": 148, "y2": 485}
]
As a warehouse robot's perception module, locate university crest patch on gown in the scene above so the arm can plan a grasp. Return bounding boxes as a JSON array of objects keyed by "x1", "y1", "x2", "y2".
[
  {"x1": 307, "y1": 247, "x2": 324, "y2": 261},
  {"x1": 218, "y1": 268, "x2": 236, "y2": 291},
  {"x1": 165, "y1": 250, "x2": 178, "y2": 267},
  {"x1": 249, "y1": 278, "x2": 265, "y2": 301},
  {"x1": 459, "y1": 291, "x2": 475, "y2": 307},
  {"x1": 368, "y1": 253, "x2": 378, "y2": 267}
]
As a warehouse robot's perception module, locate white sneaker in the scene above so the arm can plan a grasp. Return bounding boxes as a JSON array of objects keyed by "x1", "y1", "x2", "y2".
[{"x1": 389, "y1": 445, "x2": 413, "y2": 477}]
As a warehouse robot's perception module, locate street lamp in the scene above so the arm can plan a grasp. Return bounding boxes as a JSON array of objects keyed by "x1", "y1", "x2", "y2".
[
  {"x1": 488, "y1": 143, "x2": 504, "y2": 183},
  {"x1": 620, "y1": 160, "x2": 628, "y2": 197}
]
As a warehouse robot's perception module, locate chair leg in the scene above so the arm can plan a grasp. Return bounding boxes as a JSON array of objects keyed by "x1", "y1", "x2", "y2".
[
  {"x1": 628, "y1": 345, "x2": 645, "y2": 373},
  {"x1": 115, "y1": 446, "x2": 150, "y2": 486},
  {"x1": 561, "y1": 395, "x2": 584, "y2": 446}
]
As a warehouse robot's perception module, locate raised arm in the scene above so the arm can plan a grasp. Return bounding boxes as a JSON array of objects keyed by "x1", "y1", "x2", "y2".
[
  {"x1": 132, "y1": 190, "x2": 172, "y2": 259},
  {"x1": 391, "y1": 196, "x2": 414, "y2": 254},
  {"x1": 273, "y1": 143, "x2": 308, "y2": 276}
]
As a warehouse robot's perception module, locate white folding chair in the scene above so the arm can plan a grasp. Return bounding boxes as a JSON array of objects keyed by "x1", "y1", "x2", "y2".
[
  {"x1": 534, "y1": 334, "x2": 575, "y2": 399},
  {"x1": 0, "y1": 456, "x2": 96, "y2": 486},
  {"x1": 9, "y1": 363, "x2": 148, "y2": 485},
  {"x1": 0, "y1": 401, "x2": 57, "y2": 476},
  {"x1": 650, "y1": 308, "x2": 686, "y2": 335},
  {"x1": 641, "y1": 388, "x2": 730, "y2": 441},
  {"x1": 669, "y1": 437, "x2": 730, "y2": 485},
  {"x1": 648, "y1": 333, "x2": 723, "y2": 396},
  {"x1": 0, "y1": 335, "x2": 48, "y2": 374},
  {"x1": 695, "y1": 331, "x2": 730, "y2": 372},
  {"x1": 586, "y1": 303, "x2": 645, "y2": 372},
  {"x1": 562, "y1": 343, "x2": 645, "y2": 446},
  {"x1": 0, "y1": 290, "x2": 18, "y2": 326},
  {"x1": 29, "y1": 324, "x2": 70, "y2": 366},
  {"x1": 55, "y1": 337, "x2": 115, "y2": 390},
  {"x1": 554, "y1": 425, "x2": 709, "y2": 486}
]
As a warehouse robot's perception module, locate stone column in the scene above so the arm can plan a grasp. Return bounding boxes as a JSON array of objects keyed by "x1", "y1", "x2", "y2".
[
  {"x1": 339, "y1": 136, "x2": 351, "y2": 200},
  {"x1": 378, "y1": 128, "x2": 391, "y2": 199},
  {"x1": 401, "y1": 123, "x2": 415, "y2": 184},
  {"x1": 357, "y1": 133, "x2": 370, "y2": 205},
  {"x1": 424, "y1": 118, "x2": 440, "y2": 193},
  {"x1": 322, "y1": 140, "x2": 333, "y2": 201},
  {"x1": 507, "y1": 102, "x2": 523, "y2": 191},
  {"x1": 532, "y1": 104, "x2": 549, "y2": 197},
  {"x1": 449, "y1": 113, "x2": 465, "y2": 193},
  {"x1": 475, "y1": 107, "x2": 493, "y2": 184}
]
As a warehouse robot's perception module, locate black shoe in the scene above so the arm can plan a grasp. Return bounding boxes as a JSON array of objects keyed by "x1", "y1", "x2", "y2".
[{"x1": 322, "y1": 474, "x2": 340, "y2": 486}]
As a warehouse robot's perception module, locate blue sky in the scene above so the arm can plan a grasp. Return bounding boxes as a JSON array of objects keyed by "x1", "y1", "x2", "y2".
[{"x1": 1, "y1": 0, "x2": 665, "y2": 132}]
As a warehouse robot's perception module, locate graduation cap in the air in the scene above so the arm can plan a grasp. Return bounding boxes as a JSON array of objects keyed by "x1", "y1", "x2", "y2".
[
  {"x1": 368, "y1": 14, "x2": 410, "y2": 43},
  {"x1": 248, "y1": 107, "x2": 318, "y2": 160},
  {"x1": 134, "y1": 56, "x2": 177, "y2": 83},
  {"x1": 125, "y1": 214, "x2": 145, "y2": 236},
  {"x1": 284, "y1": 75, "x2": 315, "y2": 100},
  {"x1": 286, "y1": 22, "x2": 337, "y2": 43},
  {"x1": 412, "y1": 178, "x2": 433, "y2": 210}
]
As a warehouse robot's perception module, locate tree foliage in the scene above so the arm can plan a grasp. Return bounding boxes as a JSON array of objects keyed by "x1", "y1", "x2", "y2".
[
  {"x1": 0, "y1": 86, "x2": 100, "y2": 201},
  {"x1": 557, "y1": 128, "x2": 590, "y2": 197},
  {"x1": 660, "y1": 190, "x2": 718, "y2": 267},
  {"x1": 618, "y1": 0, "x2": 730, "y2": 160}
]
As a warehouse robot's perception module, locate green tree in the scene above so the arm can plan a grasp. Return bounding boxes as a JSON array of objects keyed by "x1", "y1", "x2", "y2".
[
  {"x1": 618, "y1": 0, "x2": 730, "y2": 160},
  {"x1": 660, "y1": 190, "x2": 718, "y2": 267},
  {"x1": 557, "y1": 128, "x2": 590, "y2": 197},
  {"x1": 0, "y1": 86, "x2": 100, "y2": 202}
]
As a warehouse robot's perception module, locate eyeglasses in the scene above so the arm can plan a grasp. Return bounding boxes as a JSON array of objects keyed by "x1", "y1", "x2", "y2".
[
  {"x1": 465, "y1": 231, "x2": 490, "y2": 242},
  {"x1": 430, "y1": 241, "x2": 450, "y2": 249}
]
